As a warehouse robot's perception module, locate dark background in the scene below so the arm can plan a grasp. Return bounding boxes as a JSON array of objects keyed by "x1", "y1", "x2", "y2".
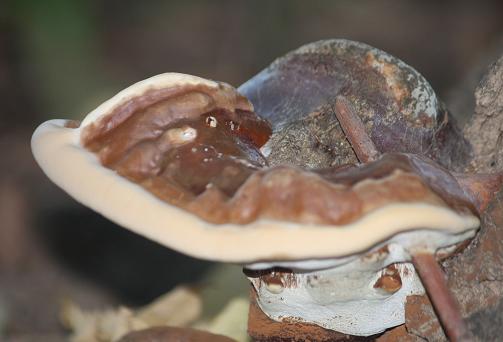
[{"x1": 1, "y1": 0, "x2": 503, "y2": 340}]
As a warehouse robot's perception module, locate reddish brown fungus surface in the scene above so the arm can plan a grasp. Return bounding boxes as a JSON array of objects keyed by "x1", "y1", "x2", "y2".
[
  {"x1": 76, "y1": 42, "x2": 479, "y2": 227},
  {"x1": 81, "y1": 82, "x2": 475, "y2": 226}
]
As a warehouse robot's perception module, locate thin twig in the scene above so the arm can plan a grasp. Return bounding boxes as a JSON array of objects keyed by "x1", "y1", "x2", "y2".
[
  {"x1": 334, "y1": 96, "x2": 379, "y2": 163},
  {"x1": 412, "y1": 253, "x2": 473, "y2": 342}
]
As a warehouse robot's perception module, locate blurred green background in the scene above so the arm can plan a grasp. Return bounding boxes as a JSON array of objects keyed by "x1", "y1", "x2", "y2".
[
  {"x1": 4, "y1": 0, "x2": 503, "y2": 130},
  {"x1": 1, "y1": 0, "x2": 503, "y2": 340}
]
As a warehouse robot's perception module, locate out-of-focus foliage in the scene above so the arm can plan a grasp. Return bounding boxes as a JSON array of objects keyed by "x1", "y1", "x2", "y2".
[{"x1": 3, "y1": 0, "x2": 503, "y2": 129}]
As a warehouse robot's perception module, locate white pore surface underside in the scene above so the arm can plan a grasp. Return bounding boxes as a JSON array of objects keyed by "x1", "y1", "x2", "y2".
[{"x1": 248, "y1": 229, "x2": 475, "y2": 336}]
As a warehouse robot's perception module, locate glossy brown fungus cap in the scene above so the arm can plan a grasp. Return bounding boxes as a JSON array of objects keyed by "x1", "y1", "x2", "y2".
[
  {"x1": 32, "y1": 72, "x2": 479, "y2": 262},
  {"x1": 81, "y1": 76, "x2": 271, "y2": 203}
]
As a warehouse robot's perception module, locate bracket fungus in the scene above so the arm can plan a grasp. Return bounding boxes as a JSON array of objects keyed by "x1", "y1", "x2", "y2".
[{"x1": 32, "y1": 40, "x2": 502, "y2": 341}]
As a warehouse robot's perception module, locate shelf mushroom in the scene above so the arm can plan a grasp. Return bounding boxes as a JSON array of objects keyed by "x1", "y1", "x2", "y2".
[{"x1": 32, "y1": 71, "x2": 495, "y2": 340}]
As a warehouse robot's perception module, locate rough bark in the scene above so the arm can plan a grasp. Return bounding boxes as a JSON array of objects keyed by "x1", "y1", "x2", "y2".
[
  {"x1": 464, "y1": 55, "x2": 503, "y2": 173},
  {"x1": 380, "y1": 52, "x2": 503, "y2": 341}
]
